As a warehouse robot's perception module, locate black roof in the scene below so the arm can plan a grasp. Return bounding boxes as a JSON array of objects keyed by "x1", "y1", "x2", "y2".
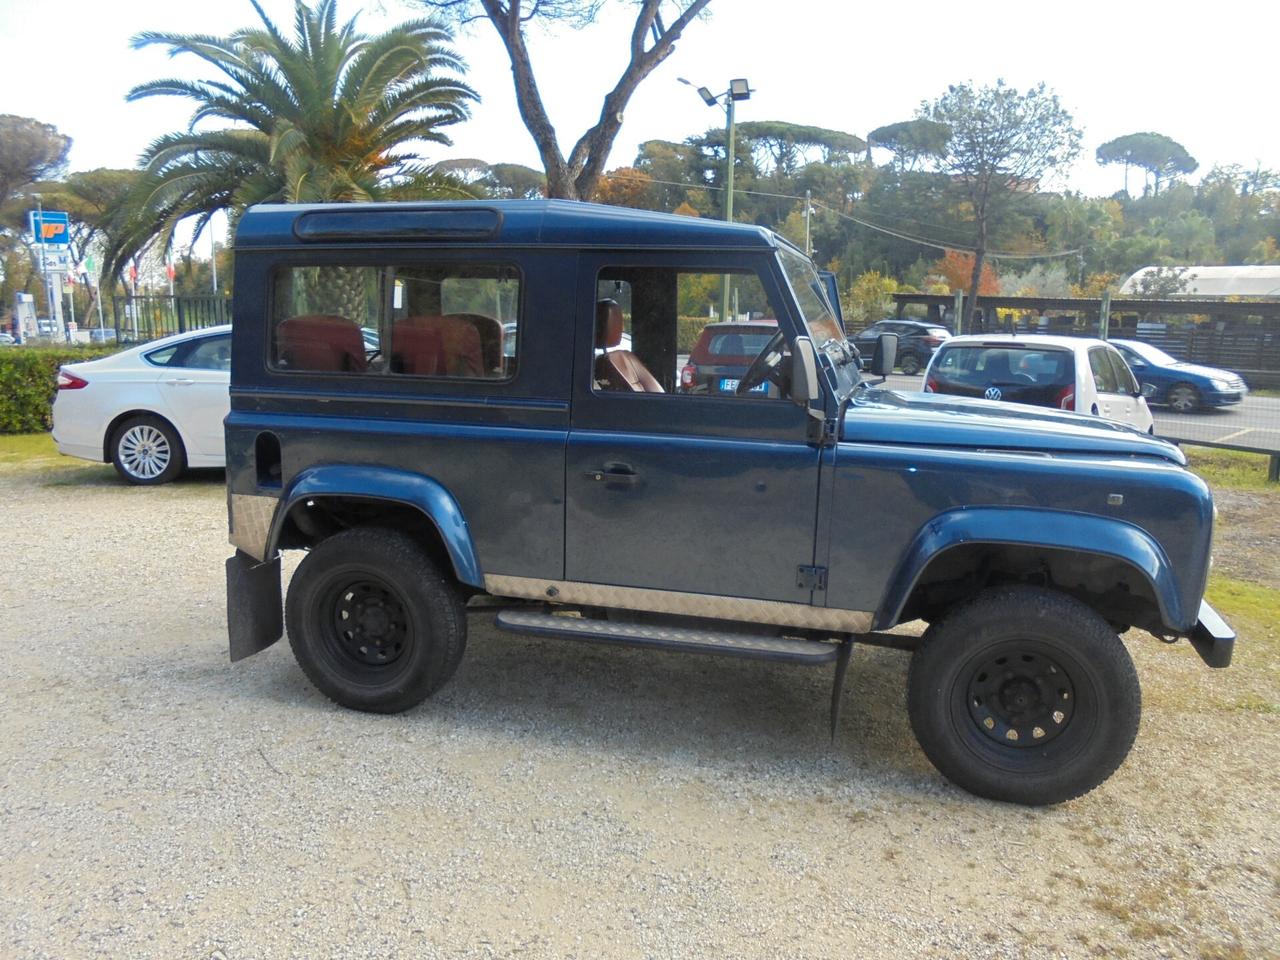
[{"x1": 234, "y1": 199, "x2": 780, "y2": 251}]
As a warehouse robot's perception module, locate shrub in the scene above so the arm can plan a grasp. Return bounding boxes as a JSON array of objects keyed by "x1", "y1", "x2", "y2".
[
  {"x1": 0, "y1": 345, "x2": 119, "y2": 433},
  {"x1": 677, "y1": 315, "x2": 709, "y2": 353}
]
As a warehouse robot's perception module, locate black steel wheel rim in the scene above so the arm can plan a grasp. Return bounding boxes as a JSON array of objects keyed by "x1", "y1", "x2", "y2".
[
  {"x1": 964, "y1": 644, "x2": 1076, "y2": 749},
  {"x1": 324, "y1": 576, "x2": 411, "y2": 669}
]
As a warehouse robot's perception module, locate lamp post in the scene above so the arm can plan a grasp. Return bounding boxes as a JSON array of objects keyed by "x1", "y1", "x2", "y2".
[{"x1": 680, "y1": 77, "x2": 751, "y2": 321}]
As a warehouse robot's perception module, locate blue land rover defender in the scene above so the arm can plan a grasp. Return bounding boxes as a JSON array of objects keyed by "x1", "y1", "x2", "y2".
[{"x1": 225, "y1": 201, "x2": 1233, "y2": 806}]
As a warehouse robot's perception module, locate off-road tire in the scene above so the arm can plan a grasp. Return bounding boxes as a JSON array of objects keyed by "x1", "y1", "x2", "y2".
[
  {"x1": 285, "y1": 527, "x2": 466, "y2": 713},
  {"x1": 907, "y1": 585, "x2": 1141, "y2": 806},
  {"x1": 110, "y1": 414, "x2": 186, "y2": 485}
]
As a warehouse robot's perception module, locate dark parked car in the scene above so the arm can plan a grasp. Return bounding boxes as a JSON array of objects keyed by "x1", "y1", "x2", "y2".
[
  {"x1": 1110, "y1": 339, "x2": 1248, "y2": 413},
  {"x1": 680, "y1": 319, "x2": 780, "y2": 396},
  {"x1": 225, "y1": 200, "x2": 1231, "y2": 807},
  {"x1": 852, "y1": 319, "x2": 950, "y2": 375}
]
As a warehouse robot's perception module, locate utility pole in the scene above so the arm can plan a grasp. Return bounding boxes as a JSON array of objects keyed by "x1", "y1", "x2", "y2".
[{"x1": 804, "y1": 189, "x2": 812, "y2": 257}]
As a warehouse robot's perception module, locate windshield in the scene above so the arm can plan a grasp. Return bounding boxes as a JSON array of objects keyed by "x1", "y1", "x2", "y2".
[
  {"x1": 778, "y1": 246, "x2": 845, "y2": 349},
  {"x1": 1119, "y1": 341, "x2": 1179, "y2": 366}
]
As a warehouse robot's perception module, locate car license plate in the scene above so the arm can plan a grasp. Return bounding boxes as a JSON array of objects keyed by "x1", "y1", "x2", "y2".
[{"x1": 720, "y1": 377, "x2": 766, "y2": 394}]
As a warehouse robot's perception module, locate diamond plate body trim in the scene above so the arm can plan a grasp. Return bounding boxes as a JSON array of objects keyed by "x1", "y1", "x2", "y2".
[
  {"x1": 229, "y1": 493, "x2": 280, "y2": 562},
  {"x1": 496, "y1": 610, "x2": 838, "y2": 662},
  {"x1": 484, "y1": 574, "x2": 872, "y2": 635}
]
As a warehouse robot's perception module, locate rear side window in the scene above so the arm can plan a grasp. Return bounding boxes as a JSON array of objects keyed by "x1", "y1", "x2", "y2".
[
  {"x1": 1106, "y1": 348, "x2": 1138, "y2": 394},
  {"x1": 182, "y1": 335, "x2": 232, "y2": 371},
  {"x1": 144, "y1": 344, "x2": 180, "y2": 367},
  {"x1": 934, "y1": 347, "x2": 1073, "y2": 386},
  {"x1": 271, "y1": 264, "x2": 520, "y2": 380}
]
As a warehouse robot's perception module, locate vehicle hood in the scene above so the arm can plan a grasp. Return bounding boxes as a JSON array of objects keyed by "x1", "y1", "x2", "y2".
[
  {"x1": 1164, "y1": 362, "x2": 1236, "y2": 382},
  {"x1": 842, "y1": 389, "x2": 1185, "y2": 465}
]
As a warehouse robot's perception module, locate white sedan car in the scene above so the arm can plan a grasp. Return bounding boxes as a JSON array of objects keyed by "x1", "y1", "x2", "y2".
[
  {"x1": 52, "y1": 326, "x2": 231, "y2": 484},
  {"x1": 922, "y1": 334, "x2": 1155, "y2": 433}
]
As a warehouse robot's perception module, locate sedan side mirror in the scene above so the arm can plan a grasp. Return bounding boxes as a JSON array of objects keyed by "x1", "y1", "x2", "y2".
[
  {"x1": 869, "y1": 333, "x2": 898, "y2": 379},
  {"x1": 1141, "y1": 382, "x2": 1157, "y2": 398}
]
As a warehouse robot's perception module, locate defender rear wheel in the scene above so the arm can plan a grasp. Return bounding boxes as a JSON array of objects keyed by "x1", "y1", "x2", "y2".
[
  {"x1": 285, "y1": 527, "x2": 466, "y2": 713},
  {"x1": 907, "y1": 586, "x2": 1140, "y2": 805}
]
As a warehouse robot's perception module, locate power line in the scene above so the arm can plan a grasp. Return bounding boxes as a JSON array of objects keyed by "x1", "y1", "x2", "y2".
[{"x1": 599, "y1": 172, "x2": 1082, "y2": 261}]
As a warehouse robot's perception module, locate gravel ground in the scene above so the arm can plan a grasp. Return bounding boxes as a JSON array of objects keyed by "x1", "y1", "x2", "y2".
[{"x1": 1, "y1": 460, "x2": 1277, "y2": 960}]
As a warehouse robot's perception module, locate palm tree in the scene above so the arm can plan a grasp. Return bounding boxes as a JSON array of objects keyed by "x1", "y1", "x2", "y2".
[{"x1": 106, "y1": 0, "x2": 477, "y2": 278}]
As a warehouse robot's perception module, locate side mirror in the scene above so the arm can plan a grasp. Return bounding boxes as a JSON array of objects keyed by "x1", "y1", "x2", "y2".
[
  {"x1": 791, "y1": 336, "x2": 821, "y2": 413},
  {"x1": 870, "y1": 333, "x2": 898, "y2": 378},
  {"x1": 1128, "y1": 358, "x2": 1146, "y2": 368},
  {"x1": 1141, "y1": 382, "x2": 1157, "y2": 398}
]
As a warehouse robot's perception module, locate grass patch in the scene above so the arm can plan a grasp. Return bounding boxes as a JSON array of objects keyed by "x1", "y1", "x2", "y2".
[
  {"x1": 0, "y1": 432, "x2": 72, "y2": 466},
  {"x1": 1184, "y1": 446, "x2": 1277, "y2": 492},
  {"x1": 1206, "y1": 575, "x2": 1280, "y2": 643}
]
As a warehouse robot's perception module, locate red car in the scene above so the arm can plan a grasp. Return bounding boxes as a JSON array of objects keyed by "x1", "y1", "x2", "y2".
[{"x1": 680, "y1": 320, "x2": 780, "y2": 397}]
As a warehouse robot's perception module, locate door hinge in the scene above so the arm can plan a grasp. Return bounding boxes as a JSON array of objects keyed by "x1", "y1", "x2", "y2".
[
  {"x1": 806, "y1": 416, "x2": 837, "y2": 446},
  {"x1": 797, "y1": 565, "x2": 827, "y2": 592}
]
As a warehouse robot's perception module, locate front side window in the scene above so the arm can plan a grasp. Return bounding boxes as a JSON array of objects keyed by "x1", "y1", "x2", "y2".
[
  {"x1": 593, "y1": 267, "x2": 785, "y2": 399},
  {"x1": 272, "y1": 263, "x2": 519, "y2": 380}
]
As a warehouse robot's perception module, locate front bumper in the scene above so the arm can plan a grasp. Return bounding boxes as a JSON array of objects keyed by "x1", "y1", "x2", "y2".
[
  {"x1": 1188, "y1": 599, "x2": 1235, "y2": 668},
  {"x1": 1202, "y1": 389, "x2": 1246, "y2": 407}
]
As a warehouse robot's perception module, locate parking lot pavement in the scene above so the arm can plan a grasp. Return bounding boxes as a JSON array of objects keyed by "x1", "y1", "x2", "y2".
[
  {"x1": 1, "y1": 465, "x2": 1277, "y2": 959},
  {"x1": 884, "y1": 374, "x2": 1280, "y2": 453}
]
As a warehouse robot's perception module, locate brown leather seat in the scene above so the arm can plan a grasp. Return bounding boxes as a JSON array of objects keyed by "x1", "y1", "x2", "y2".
[
  {"x1": 277, "y1": 315, "x2": 367, "y2": 372},
  {"x1": 390, "y1": 322, "x2": 445, "y2": 375},
  {"x1": 399, "y1": 315, "x2": 484, "y2": 378},
  {"x1": 593, "y1": 300, "x2": 664, "y2": 393}
]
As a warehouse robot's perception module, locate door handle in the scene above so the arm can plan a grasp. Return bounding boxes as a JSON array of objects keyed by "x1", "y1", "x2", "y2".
[
  {"x1": 164, "y1": 378, "x2": 195, "y2": 386},
  {"x1": 586, "y1": 463, "x2": 639, "y2": 485}
]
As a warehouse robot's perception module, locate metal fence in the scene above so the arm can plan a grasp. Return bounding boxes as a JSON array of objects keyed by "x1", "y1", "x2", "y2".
[{"x1": 110, "y1": 295, "x2": 231, "y2": 343}]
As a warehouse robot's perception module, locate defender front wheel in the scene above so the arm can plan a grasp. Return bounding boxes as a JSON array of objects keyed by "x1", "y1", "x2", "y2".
[
  {"x1": 907, "y1": 586, "x2": 1141, "y2": 806},
  {"x1": 285, "y1": 528, "x2": 466, "y2": 713}
]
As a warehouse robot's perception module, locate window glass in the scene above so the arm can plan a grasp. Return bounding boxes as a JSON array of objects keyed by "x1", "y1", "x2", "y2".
[
  {"x1": 182, "y1": 334, "x2": 232, "y2": 371},
  {"x1": 271, "y1": 264, "x2": 519, "y2": 379},
  {"x1": 144, "y1": 344, "x2": 180, "y2": 367},
  {"x1": 593, "y1": 267, "x2": 784, "y2": 399},
  {"x1": 1107, "y1": 348, "x2": 1138, "y2": 394},
  {"x1": 933, "y1": 347, "x2": 1073, "y2": 387},
  {"x1": 1089, "y1": 347, "x2": 1120, "y2": 394}
]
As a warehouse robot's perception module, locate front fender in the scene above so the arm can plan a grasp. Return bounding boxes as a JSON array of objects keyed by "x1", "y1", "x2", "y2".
[
  {"x1": 269, "y1": 464, "x2": 483, "y2": 588},
  {"x1": 873, "y1": 507, "x2": 1185, "y2": 631}
]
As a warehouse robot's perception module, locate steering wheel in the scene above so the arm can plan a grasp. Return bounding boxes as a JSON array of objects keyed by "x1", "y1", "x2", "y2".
[{"x1": 736, "y1": 328, "x2": 788, "y2": 396}]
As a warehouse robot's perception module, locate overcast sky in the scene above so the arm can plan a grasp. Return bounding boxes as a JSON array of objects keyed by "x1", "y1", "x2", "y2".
[{"x1": 1, "y1": 0, "x2": 1276, "y2": 239}]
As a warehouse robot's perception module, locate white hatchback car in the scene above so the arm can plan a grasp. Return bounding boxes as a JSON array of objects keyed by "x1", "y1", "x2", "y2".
[
  {"x1": 922, "y1": 334, "x2": 1155, "y2": 433},
  {"x1": 52, "y1": 326, "x2": 231, "y2": 484}
]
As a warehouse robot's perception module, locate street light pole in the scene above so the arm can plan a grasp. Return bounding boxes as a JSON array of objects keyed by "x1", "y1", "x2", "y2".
[{"x1": 679, "y1": 77, "x2": 751, "y2": 321}]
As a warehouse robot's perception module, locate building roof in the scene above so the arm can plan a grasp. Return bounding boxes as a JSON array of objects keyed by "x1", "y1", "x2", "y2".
[
  {"x1": 234, "y1": 199, "x2": 779, "y2": 251},
  {"x1": 1120, "y1": 265, "x2": 1280, "y2": 297}
]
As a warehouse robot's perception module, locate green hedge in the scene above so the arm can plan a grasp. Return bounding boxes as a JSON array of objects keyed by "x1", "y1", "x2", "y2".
[
  {"x1": 0, "y1": 345, "x2": 120, "y2": 433},
  {"x1": 677, "y1": 315, "x2": 711, "y2": 353}
]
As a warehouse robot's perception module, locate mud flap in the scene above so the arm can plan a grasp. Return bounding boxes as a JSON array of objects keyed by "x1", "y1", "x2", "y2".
[{"x1": 226, "y1": 550, "x2": 283, "y2": 662}]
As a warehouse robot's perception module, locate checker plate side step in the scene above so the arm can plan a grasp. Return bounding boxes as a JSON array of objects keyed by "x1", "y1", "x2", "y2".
[{"x1": 495, "y1": 610, "x2": 838, "y2": 664}]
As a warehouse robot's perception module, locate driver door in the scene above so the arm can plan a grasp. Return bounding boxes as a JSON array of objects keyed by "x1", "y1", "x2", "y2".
[{"x1": 564, "y1": 252, "x2": 823, "y2": 605}]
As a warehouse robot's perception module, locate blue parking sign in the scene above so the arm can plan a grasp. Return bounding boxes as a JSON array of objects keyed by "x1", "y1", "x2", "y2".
[{"x1": 29, "y1": 210, "x2": 70, "y2": 247}]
